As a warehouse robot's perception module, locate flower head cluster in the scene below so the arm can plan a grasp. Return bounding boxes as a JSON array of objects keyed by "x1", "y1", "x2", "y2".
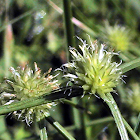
[
  {"x1": 64, "y1": 37, "x2": 122, "y2": 99},
  {"x1": 125, "y1": 81, "x2": 140, "y2": 112},
  {"x1": 0, "y1": 63, "x2": 59, "y2": 124},
  {"x1": 101, "y1": 22, "x2": 132, "y2": 52}
]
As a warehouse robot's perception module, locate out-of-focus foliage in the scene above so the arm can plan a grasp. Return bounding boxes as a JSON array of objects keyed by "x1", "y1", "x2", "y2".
[{"x1": 0, "y1": 0, "x2": 140, "y2": 139}]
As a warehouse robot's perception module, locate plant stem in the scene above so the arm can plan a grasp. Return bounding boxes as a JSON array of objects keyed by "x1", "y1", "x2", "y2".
[
  {"x1": 45, "y1": 116, "x2": 114, "y2": 135},
  {"x1": 63, "y1": 99, "x2": 91, "y2": 114},
  {"x1": 129, "y1": 46, "x2": 140, "y2": 56},
  {"x1": 4, "y1": 17, "x2": 13, "y2": 77},
  {"x1": 0, "y1": 86, "x2": 83, "y2": 115},
  {"x1": 104, "y1": 93, "x2": 129, "y2": 140},
  {"x1": 119, "y1": 53, "x2": 130, "y2": 62},
  {"x1": 40, "y1": 127, "x2": 48, "y2": 140},
  {"x1": 116, "y1": 84, "x2": 126, "y2": 102},
  {"x1": 79, "y1": 99, "x2": 87, "y2": 140},
  {"x1": 122, "y1": 117, "x2": 140, "y2": 140},
  {"x1": 38, "y1": 119, "x2": 48, "y2": 140},
  {"x1": 0, "y1": 115, "x2": 11, "y2": 140},
  {"x1": 65, "y1": 116, "x2": 114, "y2": 131},
  {"x1": 71, "y1": 98, "x2": 81, "y2": 130},
  {"x1": 120, "y1": 57, "x2": 140, "y2": 74},
  {"x1": 63, "y1": 1, "x2": 87, "y2": 139},
  {"x1": 134, "y1": 113, "x2": 140, "y2": 134},
  {"x1": 48, "y1": 0, "x2": 96, "y2": 37},
  {"x1": 119, "y1": 54, "x2": 140, "y2": 72},
  {"x1": 63, "y1": 0, "x2": 75, "y2": 61},
  {"x1": 123, "y1": 51, "x2": 136, "y2": 60},
  {"x1": 45, "y1": 113, "x2": 75, "y2": 140},
  {"x1": 72, "y1": 98, "x2": 87, "y2": 140},
  {"x1": 0, "y1": 9, "x2": 35, "y2": 32}
]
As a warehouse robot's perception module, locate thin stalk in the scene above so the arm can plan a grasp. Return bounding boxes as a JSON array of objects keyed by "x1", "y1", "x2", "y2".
[
  {"x1": 38, "y1": 119, "x2": 48, "y2": 140},
  {"x1": 40, "y1": 127, "x2": 48, "y2": 140},
  {"x1": 123, "y1": 51, "x2": 136, "y2": 60},
  {"x1": 71, "y1": 98, "x2": 87, "y2": 140},
  {"x1": 134, "y1": 113, "x2": 140, "y2": 134},
  {"x1": 0, "y1": 115, "x2": 11, "y2": 140},
  {"x1": 119, "y1": 53, "x2": 130, "y2": 62},
  {"x1": 129, "y1": 46, "x2": 140, "y2": 56},
  {"x1": 116, "y1": 84, "x2": 126, "y2": 102},
  {"x1": 72, "y1": 2, "x2": 98, "y2": 34},
  {"x1": 63, "y1": 99, "x2": 91, "y2": 114},
  {"x1": 104, "y1": 92, "x2": 129, "y2": 140},
  {"x1": 119, "y1": 53, "x2": 140, "y2": 72},
  {"x1": 0, "y1": 9, "x2": 35, "y2": 32},
  {"x1": 65, "y1": 116, "x2": 114, "y2": 131},
  {"x1": 79, "y1": 99, "x2": 87, "y2": 140},
  {"x1": 4, "y1": 21, "x2": 13, "y2": 77},
  {"x1": 86, "y1": 116, "x2": 114, "y2": 127},
  {"x1": 119, "y1": 57, "x2": 140, "y2": 74},
  {"x1": 72, "y1": 98, "x2": 81, "y2": 128},
  {"x1": 122, "y1": 117, "x2": 140, "y2": 140},
  {"x1": 45, "y1": 113, "x2": 75, "y2": 140},
  {"x1": 63, "y1": 0, "x2": 75, "y2": 61},
  {"x1": 62, "y1": 1, "x2": 87, "y2": 139},
  {"x1": 48, "y1": 0, "x2": 96, "y2": 38},
  {"x1": 0, "y1": 87, "x2": 83, "y2": 115},
  {"x1": 49, "y1": 116, "x2": 114, "y2": 133}
]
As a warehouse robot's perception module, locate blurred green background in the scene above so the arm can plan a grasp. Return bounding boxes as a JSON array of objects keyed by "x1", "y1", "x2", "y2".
[{"x1": 0, "y1": 0, "x2": 140, "y2": 139}]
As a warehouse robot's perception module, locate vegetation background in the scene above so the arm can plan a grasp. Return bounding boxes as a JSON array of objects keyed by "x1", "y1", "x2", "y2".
[{"x1": 0, "y1": 0, "x2": 140, "y2": 139}]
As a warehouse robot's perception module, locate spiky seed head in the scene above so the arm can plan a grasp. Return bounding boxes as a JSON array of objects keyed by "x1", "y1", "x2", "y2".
[
  {"x1": 101, "y1": 22, "x2": 132, "y2": 52},
  {"x1": 0, "y1": 63, "x2": 59, "y2": 125},
  {"x1": 64, "y1": 37, "x2": 122, "y2": 99},
  {"x1": 125, "y1": 81, "x2": 140, "y2": 112}
]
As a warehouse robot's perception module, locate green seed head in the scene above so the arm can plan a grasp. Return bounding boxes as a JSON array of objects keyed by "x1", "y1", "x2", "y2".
[
  {"x1": 1, "y1": 63, "x2": 59, "y2": 124},
  {"x1": 126, "y1": 81, "x2": 140, "y2": 112},
  {"x1": 101, "y1": 22, "x2": 132, "y2": 52},
  {"x1": 64, "y1": 37, "x2": 122, "y2": 99}
]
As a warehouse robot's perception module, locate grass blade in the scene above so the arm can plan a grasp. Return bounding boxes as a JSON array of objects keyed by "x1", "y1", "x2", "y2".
[
  {"x1": 45, "y1": 114, "x2": 75, "y2": 140},
  {"x1": 104, "y1": 93, "x2": 129, "y2": 140},
  {"x1": 0, "y1": 87, "x2": 83, "y2": 115},
  {"x1": 120, "y1": 57, "x2": 140, "y2": 74}
]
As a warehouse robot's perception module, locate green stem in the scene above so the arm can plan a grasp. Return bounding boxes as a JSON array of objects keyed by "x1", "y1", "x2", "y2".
[
  {"x1": 116, "y1": 84, "x2": 126, "y2": 102},
  {"x1": 63, "y1": 1, "x2": 86, "y2": 139},
  {"x1": 119, "y1": 54, "x2": 140, "y2": 72},
  {"x1": 48, "y1": 0, "x2": 96, "y2": 37},
  {"x1": 134, "y1": 113, "x2": 140, "y2": 134},
  {"x1": 38, "y1": 119, "x2": 48, "y2": 140},
  {"x1": 45, "y1": 113, "x2": 75, "y2": 140},
  {"x1": 79, "y1": 99, "x2": 87, "y2": 140},
  {"x1": 72, "y1": 98, "x2": 82, "y2": 140},
  {"x1": 4, "y1": 17, "x2": 13, "y2": 77},
  {"x1": 122, "y1": 117, "x2": 140, "y2": 140},
  {"x1": 65, "y1": 117, "x2": 113, "y2": 132},
  {"x1": 119, "y1": 53, "x2": 130, "y2": 62},
  {"x1": 119, "y1": 57, "x2": 140, "y2": 74},
  {"x1": 51, "y1": 116, "x2": 114, "y2": 133},
  {"x1": 104, "y1": 93, "x2": 129, "y2": 140},
  {"x1": 123, "y1": 51, "x2": 136, "y2": 60},
  {"x1": 129, "y1": 46, "x2": 140, "y2": 56},
  {"x1": 0, "y1": 115, "x2": 11, "y2": 140},
  {"x1": 63, "y1": 0, "x2": 75, "y2": 61},
  {"x1": 40, "y1": 127, "x2": 48, "y2": 140},
  {"x1": 63, "y1": 99, "x2": 91, "y2": 114},
  {"x1": 0, "y1": 86, "x2": 83, "y2": 115},
  {"x1": 71, "y1": 98, "x2": 87, "y2": 140},
  {"x1": 0, "y1": 9, "x2": 35, "y2": 32}
]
